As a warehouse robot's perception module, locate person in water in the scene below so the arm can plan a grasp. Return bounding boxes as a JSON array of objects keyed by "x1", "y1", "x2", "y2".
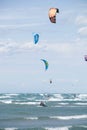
[{"x1": 40, "y1": 101, "x2": 47, "y2": 107}]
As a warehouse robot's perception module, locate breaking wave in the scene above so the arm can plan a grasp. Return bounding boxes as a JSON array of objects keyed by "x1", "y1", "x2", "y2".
[{"x1": 50, "y1": 115, "x2": 87, "y2": 120}]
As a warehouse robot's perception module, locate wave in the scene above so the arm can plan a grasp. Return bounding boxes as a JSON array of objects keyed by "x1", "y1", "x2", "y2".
[
  {"x1": 50, "y1": 115, "x2": 87, "y2": 120},
  {"x1": 47, "y1": 94, "x2": 64, "y2": 101},
  {"x1": 0, "y1": 95, "x2": 11, "y2": 99},
  {"x1": 45, "y1": 126, "x2": 70, "y2": 130},
  {"x1": 74, "y1": 102, "x2": 87, "y2": 105},
  {"x1": 4, "y1": 128, "x2": 18, "y2": 130},
  {"x1": 80, "y1": 125, "x2": 87, "y2": 128},
  {"x1": 14, "y1": 101, "x2": 40, "y2": 105},
  {"x1": 24, "y1": 117, "x2": 38, "y2": 120},
  {"x1": 45, "y1": 125, "x2": 87, "y2": 130},
  {"x1": 0, "y1": 100, "x2": 12, "y2": 104},
  {"x1": 48, "y1": 97, "x2": 63, "y2": 101},
  {"x1": 1, "y1": 127, "x2": 70, "y2": 130},
  {"x1": 46, "y1": 93, "x2": 87, "y2": 102},
  {"x1": 54, "y1": 94, "x2": 64, "y2": 99},
  {"x1": 5, "y1": 94, "x2": 19, "y2": 96},
  {"x1": 0, "y1": 94, "x2": 19, "y2": 98},
  {"x1": 58, "y1": 102, "x2": 87, "y2": 106},
  {"x1": 23, "y1": 114, "x2": 87, "y2": 121},
  {"x1": 1, "y1": 126, "x2": 87, "y2": 130},
  {"x1": 0, "y1": 100, "x2": 40, "y2": 105},
  {"x1": 77, "y1": 94, "x2": 87, "y2": 98},
  {"x1": 58, "y1": 103, "x2": 69, "y2": 105},
  {"x1": 0, "y1": 93, "x2": 87, "y2": 103}
]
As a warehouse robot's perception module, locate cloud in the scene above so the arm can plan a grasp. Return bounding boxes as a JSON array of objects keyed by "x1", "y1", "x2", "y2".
[
  {"x1": 0, "y1": 7, "x2": 42, "y2": 20},
  {"x1": 57, "y1": 78, "x2": 79, "y2": 83},
  {"x1": 76, "y1": 15, "x2": 87, "y2": 37},
  {"x1": 0, "y1": 37, "x2": 87, "y2": 57},
  {"x1": 46, "y1": 39, "x2": 87, "y2": 56},
  {"x1": 0, "y1": 7, "x2": 46, "y2": 31},
  {"x1": 0, "y1": 47, "x2": 8, "y2": 53},
  {"x1": 0, "y1": 40, "x2": 47, "y2": 55},
  {"x1": 0, "y1": 40, "x2": 18, "y2": 54},
  {"x1": 46, "y1": 42, "x2": 74, "y2": 54},
  {"x1": 47, "y1": 43, "x2": 72, "y2": 53},
  {"x1": 0, "y1": 23, "x2": 46, "y2": 30},
  {"x1": 76, "y1": 16, "x2": 87, "y2": 25},
  {"x1": 0, "y1": 15, "x2": 28, "y2": 20},
  {"x1": 78, "y1": 27, "x2": 87, "y2": 36}
]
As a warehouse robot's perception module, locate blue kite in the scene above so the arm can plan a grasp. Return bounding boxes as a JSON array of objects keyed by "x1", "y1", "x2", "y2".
[{"x1": 34, "y1": 33, "x2": 39, "y2": 44}]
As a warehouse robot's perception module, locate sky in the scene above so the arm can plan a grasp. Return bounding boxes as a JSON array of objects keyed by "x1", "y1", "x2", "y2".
[{"x1": 0, "y1": 0, "x2": 87, "y2": 93}]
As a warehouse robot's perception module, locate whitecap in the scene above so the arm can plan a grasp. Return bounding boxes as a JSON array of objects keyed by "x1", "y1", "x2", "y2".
[
  {"x1": 40, "y1": 93, "x2": 44, "y2": 96},
  {"x1": 24, "y1": 117, "x2": 38, "y2": 120},
  {"x1": 27, "y1": 97, "x2": 36, "y2": 100},
  {"x1": 0, "y1": 95, "x2": 11, "y2": 99},
  {"x1": 0, "y1": 100, "x2": 12, "y2": 104},
  {"x1": 58, "y1": 103, "x2": 69, "y2": 105},
  {"x1": 77, "y1": 94, "x2": 87, "y2": 101},
  {"x1": 45, "y1": 126, "x2": 70, "y2": 130},
  {"x1": 50, "y1": 115, "x2": 87, "y2": 120},
  {"x1": 5, "y1": 128, "x2": 18, "y2": 130},
  {"x1": 48, "y1": 97, "x2": 62, "y2": 101},
  {"x1": 14, "y1": 101, "x2": 39, "y2": 105},
  {"x1": 54, "y1": 94, "x2": 63, "y2": 99},
  {"x1": 80, "y1": 125, "x2": 87, "y2": 128},
  {"x1": 5, "y1": 93, "x2": 19, "y2": 96},
  {"x1": 74, "y1": 103, "x2": 87, "y2": 105}
]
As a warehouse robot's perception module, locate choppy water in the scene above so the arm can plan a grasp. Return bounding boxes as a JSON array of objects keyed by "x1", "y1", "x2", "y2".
[{"x1": 0, "y1": 93, "x2": 87, "y2": 130}]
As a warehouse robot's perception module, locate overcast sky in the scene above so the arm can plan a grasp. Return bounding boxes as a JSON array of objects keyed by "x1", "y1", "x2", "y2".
[{"x1": 0, "y1": 0, "x2": 87, "y2": 93}]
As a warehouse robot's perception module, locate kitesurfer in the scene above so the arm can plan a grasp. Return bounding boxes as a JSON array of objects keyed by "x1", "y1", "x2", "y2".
[{"x1": 40, "y1": 101, "x2": 47, "y2": 107}]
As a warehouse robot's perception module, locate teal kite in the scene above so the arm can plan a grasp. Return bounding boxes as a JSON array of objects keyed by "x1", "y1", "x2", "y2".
[{"x1": 41, "y1": 59, "x2": 49, "y2": 71}]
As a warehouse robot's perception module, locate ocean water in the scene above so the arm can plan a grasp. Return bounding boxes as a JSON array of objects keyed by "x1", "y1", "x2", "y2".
[{"x1": 0, "y1": 93, "x2": 87, "y2": 130}]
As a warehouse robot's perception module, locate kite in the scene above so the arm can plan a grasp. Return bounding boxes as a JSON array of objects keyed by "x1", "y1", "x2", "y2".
[
  {"x1": 41, "y1": 59, "x2": 49, "y2": 71},
  {"x1": 48, "y1": 8, "x2": 59, "y2": 23},
  {"x1": 84, "y1": 55, "x2": 87, "y2": 61},
  {"x1": 33, "y1": 33, "x2": 39, "y2": 44}
]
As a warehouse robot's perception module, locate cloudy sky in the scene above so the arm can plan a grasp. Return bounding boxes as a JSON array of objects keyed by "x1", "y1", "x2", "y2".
[{"x1": 0, "y1": 0, "x2": 87, "y2": 93}]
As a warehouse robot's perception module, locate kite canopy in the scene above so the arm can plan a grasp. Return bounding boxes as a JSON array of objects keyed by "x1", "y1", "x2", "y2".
[
  {"x1": 33, "y1": 33, "x2": 39, "y2": 44},
  {"x1": 84, "y1": 55, "x2": 87, "y2": 61},
  {"x1": 50, "y1": 80, "x2": 52, "y2": 84},
  {"x1": 49, "y1": 8, "x2": 59, "y2": 23},
  {"x1": 41, "y1": 59, "x2": 49, "y2": 71}
]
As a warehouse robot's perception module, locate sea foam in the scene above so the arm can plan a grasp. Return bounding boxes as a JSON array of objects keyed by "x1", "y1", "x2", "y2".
[
  {"x1": 50, "y1": 115, "x2": 87, "y2": 120},
  {"x1": 45, "y1": 126, "x2": 70, "y2": 130},
  {"x1": 5, "y1": 128, "x2": 18, "y2": 130},
  {"x1": 24, "y1": 117, "x2": 38, "y2": 120}
]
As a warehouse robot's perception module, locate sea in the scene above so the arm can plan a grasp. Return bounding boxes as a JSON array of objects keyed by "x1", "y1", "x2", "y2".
[{"x1": 0, "y1": 93, "x2": 87, "y2": 130}]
